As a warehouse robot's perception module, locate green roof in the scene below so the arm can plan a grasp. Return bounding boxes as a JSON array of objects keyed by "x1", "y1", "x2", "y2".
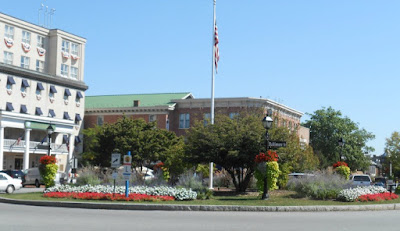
[{"x1": 85, "y1": 92, "x2": 192, "y2": 109}]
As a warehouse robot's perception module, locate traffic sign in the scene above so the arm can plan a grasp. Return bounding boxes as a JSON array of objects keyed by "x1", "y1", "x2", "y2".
[
  {"x1": 123, "y1": 173, "x2": 131, "y2": 180},
  {"x1": 111, "y1": 153, "x2": 121, "y2": 168},
  {"x1": 112, "y1": 171, "x2": 118, "y2": 180},
  {"x1": 268, "y1": 141, "x2": 287, "y2": 149},
  {"x1": 123, "y1": 155, "x2": 132, "y2": 165}
]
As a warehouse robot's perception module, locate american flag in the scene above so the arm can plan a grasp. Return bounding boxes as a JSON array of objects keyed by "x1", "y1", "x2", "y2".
[{"x1": 214, "y1": 22, "x2": 219, "y2": 73}]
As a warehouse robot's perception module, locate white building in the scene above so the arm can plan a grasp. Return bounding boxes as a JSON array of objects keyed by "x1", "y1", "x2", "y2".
[{"x1": 0, "y1": 13, "x2": 87, "y2": 173}]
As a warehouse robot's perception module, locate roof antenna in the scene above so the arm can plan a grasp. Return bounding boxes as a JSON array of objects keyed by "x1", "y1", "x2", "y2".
[
  {"x1": 38, "y1": 4, "x2": 44, "y2": 26},
  {"x1": 49, "y1": 8, "x2": 56, "y2": 28}
]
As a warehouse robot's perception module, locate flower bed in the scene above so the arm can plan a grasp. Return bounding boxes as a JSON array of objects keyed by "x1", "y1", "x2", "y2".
[
  {"x1": 357, "y1": 192, "x2": 398, "y2": 202},
  {"x1": 44, "y1": 185, "x2": 197, "y2": 201},
  {"x1": 43, "y1": 192, "x2": 174, "y2": 201},
  {"x1": 337, "y1": 186, "x2": 388, "y2": 202}
]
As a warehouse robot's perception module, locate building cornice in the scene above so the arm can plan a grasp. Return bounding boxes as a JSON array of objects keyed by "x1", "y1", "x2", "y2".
[
  {"x1": 172, "y1": 97, "x2": 303, "y2": 117},
  {"x1": 85, "y1": 105, "x2": 175, "y2": 115},
  {"x1": 0, "y1": 63, "x2": 88, "y2": 91}
]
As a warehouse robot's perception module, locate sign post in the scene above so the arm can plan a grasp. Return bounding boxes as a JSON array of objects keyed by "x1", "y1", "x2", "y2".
[
  {"x1": 268, "y1": 141, "x2": 287, "y2": 149},
  {"x1": 111, "y1": 152, "x2": 121, "y2": 196},
  {"x1": 123, "y1": 151, "x2": 132, "y2": 198}
]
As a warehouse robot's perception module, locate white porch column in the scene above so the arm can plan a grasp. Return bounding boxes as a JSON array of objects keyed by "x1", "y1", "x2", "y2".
[
  {"x1": 23, "y1": 128, "x2": 31, "y2": 170},
  {"x1": 67, "y1": 135, "x2": 75, "y2": 182},
  {"x1": 0, "y1": 126, "x2": 4, "y2": 171}
]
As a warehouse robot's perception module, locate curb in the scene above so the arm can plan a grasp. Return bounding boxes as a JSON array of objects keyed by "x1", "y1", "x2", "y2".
[{"x1": 0, "y1": 197, "x2": 399, "y2": 212}]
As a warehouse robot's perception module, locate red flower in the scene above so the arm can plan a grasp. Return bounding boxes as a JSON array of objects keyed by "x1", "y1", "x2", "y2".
[
  {"x1": 333, "y1": 161, "x2": 348, "y2": 168},
  {"x1": 40, "y1": 156, "x2": 57, "y2": 165},
  {"x1": 357, "y1": 192, "x2": 398, "y2": 202},
  {"x1": 153, "y1": 162, "x2": 164, "y2": 170},
  {"x1": 255, "y1": 151, "x2": 278, "y2": 163}
]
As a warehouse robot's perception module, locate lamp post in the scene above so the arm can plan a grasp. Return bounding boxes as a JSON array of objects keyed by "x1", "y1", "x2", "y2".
[
  {"x1": 261, "y1": 109, "x2": 273, "y2": 200},
  {"x1": 47, "y1": 125, "x2": 54, "y2": 156},
  {"x1": 338, "y1": 138, "x2": 345, "y2": 162}
]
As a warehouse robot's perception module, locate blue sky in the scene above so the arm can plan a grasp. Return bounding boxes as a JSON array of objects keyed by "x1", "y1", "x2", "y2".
[{"x1": 4, "y1": 0, "x2": 400, "y2": 155}]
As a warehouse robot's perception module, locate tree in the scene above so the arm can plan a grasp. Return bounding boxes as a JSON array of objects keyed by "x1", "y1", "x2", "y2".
[
  {"x1": 185, "y1": 113, "x2": 265, "y2": 192},
  {"x1": 82, "y1": 117, "x2": 186, "y2": 180},
  {"x1": 384, "y1": 132, "x2": 400, "y2": 177},
  {"x1": 302, "y1": 107, "x2": 374, "y2": 170}
]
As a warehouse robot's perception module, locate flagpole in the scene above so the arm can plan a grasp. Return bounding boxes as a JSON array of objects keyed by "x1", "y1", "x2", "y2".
[{"x1": 209, "y1": 0, "x2": 216, "y2": 190}]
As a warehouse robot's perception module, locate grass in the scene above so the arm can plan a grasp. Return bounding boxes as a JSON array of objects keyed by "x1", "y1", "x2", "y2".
[{"x1": 2, "y1": 190, "x2": 400, "y2": 206}]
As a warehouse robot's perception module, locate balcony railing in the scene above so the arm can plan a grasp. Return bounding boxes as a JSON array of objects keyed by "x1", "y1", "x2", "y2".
[{"x1": 3, "y1": 139, "x2": 68, "y2": 153}]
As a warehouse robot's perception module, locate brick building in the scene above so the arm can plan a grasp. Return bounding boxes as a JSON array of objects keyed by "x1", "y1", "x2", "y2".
[{"x1": 84, "y1": 93, "x2": 309, "y2": 144}]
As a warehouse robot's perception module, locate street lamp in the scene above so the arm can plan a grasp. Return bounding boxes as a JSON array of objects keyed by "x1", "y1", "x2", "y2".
[
  {"x1": 47, "y1": 124, "x2": 54, "y2": 156},
  {"x1": 338, "y1": 138, "x2": 345, "y2": 161},
  {"x1": 261, "y1": 109, "x2": 273, "y2": 200}
]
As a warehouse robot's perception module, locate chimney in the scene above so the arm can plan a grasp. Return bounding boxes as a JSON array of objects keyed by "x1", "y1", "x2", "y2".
[{"x1": 133, "y1": 100, "x2": 140, "y2": 107}]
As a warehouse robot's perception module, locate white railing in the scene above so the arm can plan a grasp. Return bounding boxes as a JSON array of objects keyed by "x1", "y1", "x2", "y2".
[{"x1": 3, "y1": 139, "x2": 68, "y2": 153}]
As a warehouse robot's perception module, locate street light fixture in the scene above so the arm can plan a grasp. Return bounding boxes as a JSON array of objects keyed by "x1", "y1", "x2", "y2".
[
  {"x1": 338, "y1": 137, "x2": 345, "y2": 161},
  {"x1": 261, "y1": 109, "x2": 273, "y2": 200},
  {"x1": 47, "y1": 124, "x2": 54, "y2": 156}
]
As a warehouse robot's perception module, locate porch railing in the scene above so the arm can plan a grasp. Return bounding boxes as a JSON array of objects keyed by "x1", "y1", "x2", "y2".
[{"x1": 3, "y1": 139, "x2": 68, "y2": 153}]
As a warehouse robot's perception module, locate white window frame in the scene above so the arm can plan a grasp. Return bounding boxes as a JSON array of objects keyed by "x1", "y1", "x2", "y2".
[
  {"x1": 37, "y1": 35, "x2": 45, "y2": 48},
  {"x1": 149, "y1": 114, "x2": 156, "y2": 122},
  {"x1": 229, "y1": 112, "x2": 239, "y2": 119},
  {"x1": 61, "y1": 64, "x2": 69, "y2": 77},
  {"x1": 71, "y1": 43, "x2": 79, "y2": 55},
  {"x1": 97, "y1": 116, "x2": 104, "y2": 126},
  {"x1": 179, "y1": 113, "x2": 190, "y2": 129},
  {"x1": 22, "y1": 31, "x2": 31, "y2": 44},
  {"x1": 3, "y1": 51, "x2": 13, "y2": 65},
  {"x1": 21, "y1": 56, "x2": 30, "y2": 69},
  {"x1": 204, "y1": 113, "x2": 210, "y2": 126},
  {"x1": 70, "y1": 67, "x2": 78, "y2": 79},
  {"x1": 4, "y1": 25, "x2": 14, "y2": 39},
  {"x1": 36, "y1": 60, "x2": 45, "y2": 73},
  {"x1": 62, "y1": 40, "x2": 70, "y2": 53}
]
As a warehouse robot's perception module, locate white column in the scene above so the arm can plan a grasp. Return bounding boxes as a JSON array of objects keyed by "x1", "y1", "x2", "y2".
[
  {"x1": 67, "y1": 134, "x2": 75, "y2": 182},
  {"x1": 23, "y1": 129, "x2": 31, "y2": 170},
  {"x1": 0, "y1": 127, "x2": 4, "y2": 171}
]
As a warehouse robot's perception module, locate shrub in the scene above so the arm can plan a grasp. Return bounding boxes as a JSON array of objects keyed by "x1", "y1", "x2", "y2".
[
  {"x1": 176, "y1": 171, "x2": 212, "y2": 199},
  {"x1": 287, "y1": 172, "x2": 352, "y2": 200},
  {"x1": 76, "y1": 166, "x2": 101, "y2": 186},
  {"x1": 39, "y1": 156, "x2": 58, "y2": 188},
  {"x1": 337, "y1": 186, "x2": 388, "y2": 202},
  {"x1": 255, "y1": 161, "x2": 280, "y2": 192},
  {"x1": 335, "y1": 165, "x2": 350, "y2": 180},
  {"x1": 213, "y1": 169, "x2": 232, "y2": 189}
]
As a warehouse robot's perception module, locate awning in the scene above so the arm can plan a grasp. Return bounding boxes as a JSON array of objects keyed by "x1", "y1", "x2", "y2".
[
  {"x1": 35, "y1": 107, "x2": 43, "y2": 116},
  {"x1": 63, "y1": 135, "x2": 68, "y2": 143},
  {"x1": 6, "y1": 102, "x2": 14, "y2": 111},
  {"x1": 21, "y1": 79, "x2": 30, "y2": 88},
  {"x1": 75, "y1": 114, "x2": 82, "y2": 122},
  {"x1": 63, "y1": 112, "x2": 70, "y2": 120},
  {"x1": 50, "y1": 85, "x2": 57, "y2": 93},
  {"x1": 76, "y1": 91, "x2": 83, "y2": 99},
  {"x1": 20, "y1": 105, "x2": 27, "y2": 114},
  {"x1": 36, "y1": 82, "x2": 44, "y2": 91},
  {"x1": 75, "y1": 136, "x2": 81, "y2": 144},
  {"x1": 64, "y1": 88, "x2": 71, "y2": 96},
  {"x1": 48, "y1": 109, "x2": 56, "y2": 117},
  {"x1": 7, "y1": 76, "x2": 15, "y2": 85}
]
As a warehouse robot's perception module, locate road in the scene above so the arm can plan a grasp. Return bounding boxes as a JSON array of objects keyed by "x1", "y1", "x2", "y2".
[{"x1": 0, "y1": 202, "x2": 399, "y2": 231}]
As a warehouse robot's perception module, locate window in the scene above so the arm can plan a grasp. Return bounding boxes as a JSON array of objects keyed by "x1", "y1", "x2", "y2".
[
  {"x1": 6, "y1": 76, "x2": 15, "y2": 90},
  {"x1": 35, "y1": 107, "x2": 43, "y2": 116},
  {"x1": 149, "y1": 115, "x2": 156, "y2": 122},
  {"x1": 21, "y1": 56, "x2": 30, "y2": 69},
  {"x1": 37, "y1": 35, "x2": 45, "y2": 48},
  {"x1": 20, "y1": 105, "x2": 28, "y2": 114},
  {"x1": 179, "y1": 113, "x2": 190, "y2": 129},
  {"x1": 97, "y1": 116, "x2": 104, "y2": 126},
  {"x1": 36, "y1": 60, "x2": 45, "y2": 73},
  {"x1": 204, "y1": 113, "x2": 210, "y2": 126},
  {"x1": 22, "y1": 31, "x2": 31, "y2": 44},
  {"x1": 4, "y1": 51, "x2": 13, "y2": 65},
  {"x1": 36, "y1": 83, "x2": 44, "y2": 96},
  {"x1": 61, "y1": 64, "x2": 69, "y2": 77},
  {"x1": 70, "y1": 67, "x2": 78, "y2": 79},
  {"x1": 71, "y1": 43, "x2": 79, "y2": 55},
  {"x1": 76, "y1": 91, "x2": 83, "y2": 103},
  {"x1": 75, "y1": 114, "x2": 82, "y2": 124},
  {"x1": 49, "y1": 85, "x2": 57, "y2": 99},
  {"x1": 229, "y1": 112, "x2": 239, "y2": 119},
  {"x1": 64, "y1": 89, "x2": 71, "y2": 100},
  {"x1": 48, "y1": 109, "x2": 56, "y2": 118},
  {"x1": 62, "y1": 40, "x2": 70, "y2": 53},
  {"x1": 4, "y1": 25, "x2": 14, "y2": 39},
  {"x1": 21, "y1": 79, "x2": 29, "y2": 93},
  {"x1": 6, "y1": 102, "x2": 14, "y2": 111}
]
